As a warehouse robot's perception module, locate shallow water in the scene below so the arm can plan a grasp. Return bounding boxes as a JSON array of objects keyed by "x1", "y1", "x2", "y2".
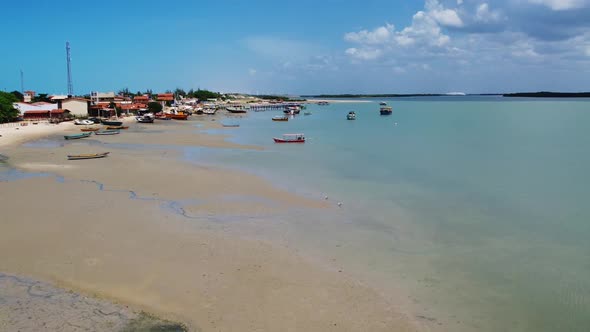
[{"x1": 192, "y1": 97, "x2": 590, "y2": 331}]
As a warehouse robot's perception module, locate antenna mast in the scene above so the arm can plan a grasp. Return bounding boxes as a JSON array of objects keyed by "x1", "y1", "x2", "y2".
[
  {"x1": 20, "y1": 69, "x2": 24, "y2": 94},
  {"x1": 66, "y1": 42, "x2": 73, "y2": 96}
]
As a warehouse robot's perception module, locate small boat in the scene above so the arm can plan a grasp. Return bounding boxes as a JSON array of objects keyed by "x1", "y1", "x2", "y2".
[
  {"x1": 95, "y1": 130, "x2": 120, "y2": 135},
  {"x1": 222, "y1": 123, "x2": 240, "y2": 127},
  {"x1": 203, "y1": 108, "x2": 217, "y2": 115},
  {"x1": 74, "y1": 119, "x2": 94, "y2": 125},
  {"x1": 166, "y1": 113, "x2": 189, "y2": 120},
  {"x1": 80, "y1": 127, "x2": 100, "y2": 132},
  {"x1": 347, "y1": 111, "x2": 356, "y2": 120},
  {"x1": 106, "y1": 125, "x2": 129, "y2": 130},
  {"x1": 68, "y1": 152, "x2": 110, "y2": 160},
  {"x1": 101, "y1": 120, "x2": 123, "y2": 126},
  {"x1": 136, "y1": 116, "x2": 154, "y2": 123},
  {"x1": 226, "y1": 107, "x2": 248, "y2": 114},
  {"x1": 379, "y1": 101, "x2": 387, "y2": 106},
  {"x1": 272, "y1": 116, "x2": 289, "y2": 121},
  {"x1": 317, "y1": 101, "x2": 330, "y2": 106},
  {"x1": 64, "y1": 132, "x2": 92, "y2": 140},
  {"x1": 304, "y1": 112, "x2": 312, "y2": 116},
  {"x1": 380, "y1": 106, "x2": 393, "y2": 115},
  {"x1": 273, "y1": 133, "x2": 305, "y2": 143}
]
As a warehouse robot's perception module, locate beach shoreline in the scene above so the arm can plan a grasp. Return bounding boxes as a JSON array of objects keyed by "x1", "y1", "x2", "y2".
[{"x1": 0, "y1": 116, "x2": 417, "y2": 331}]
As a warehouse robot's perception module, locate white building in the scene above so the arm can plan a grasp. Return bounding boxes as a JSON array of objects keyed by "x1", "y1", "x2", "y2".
[
  {"x1": 13, "y1": 102, "x2": 57, "y2": 113},
  {"x1": 59, "y1": 98, "x2": 90, "y2": 117}
]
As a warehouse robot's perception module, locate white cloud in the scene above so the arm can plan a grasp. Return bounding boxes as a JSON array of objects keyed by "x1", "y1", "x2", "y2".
[
  {"x1": 425, "y1": 0, "x2": 464, "y2": 27},
  {"x1": 345, "y1": 47, "x2": 383, "y2": 60},
  {"x1": 527, "y1": 0, "x2": 588, "y2": 10},
  {"x1": 344, "y1": 24, "x2": 394, "y2": 44},
  {"x1": 475, "y1": 3, "x2": 502, "y2": 22}
]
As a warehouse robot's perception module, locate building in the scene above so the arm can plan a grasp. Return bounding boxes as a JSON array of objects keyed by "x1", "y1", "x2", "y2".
[
  {"x1": 23, "y1": 90, "x2": 36, "y2": 102},
  {"x1": 22, "y1": 109, "x2": 70, "y2": 121},
  {"x1": 13, "y1": 101, "x2": 57, "y2": 113},
  {"x1": 156, "y1": 93, "x2": 174, "y2": 102},
  {"x1": 57, "y1": 98, "x2": 90, "y2": 117},
  {"x1": 133, "y1": 95, "x2": 150, "y2": 104},
  {"x1": 90, "y1": 91, "x2": 116, "y2": 103}
]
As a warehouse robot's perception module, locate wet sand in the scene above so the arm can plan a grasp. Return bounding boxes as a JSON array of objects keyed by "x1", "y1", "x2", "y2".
[{"x1": 0, "y1": 116, "x2": 416, "y2": 331}]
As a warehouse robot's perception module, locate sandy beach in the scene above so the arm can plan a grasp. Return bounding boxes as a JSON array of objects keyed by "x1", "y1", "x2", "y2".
[{"x1": 0, "y1": 116, "x2": 416, "y2": 331}]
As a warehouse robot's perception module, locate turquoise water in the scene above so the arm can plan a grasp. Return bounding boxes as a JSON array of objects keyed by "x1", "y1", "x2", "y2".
[{"x1": 196, "y1": 97, "x2": 590, "y2": 331}]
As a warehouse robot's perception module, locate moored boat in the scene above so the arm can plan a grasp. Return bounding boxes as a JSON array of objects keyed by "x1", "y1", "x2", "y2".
[
  {"x1": 67, "y1": 152, "x2": 110, "y2": 160},
  {"x1": 74, "y1": 119, "x2": 94, "y2": 125},
  {"x1": 380, "y1": 106, "x2": 392, "y2": 115},
  {"x1": 304, "y1": 112, "x2": 312, "y2": 115},
  {"x1": 136, "y1": 115, "x2": 154, "y2": 123},
  {"x1": 272, "y1": 116, "x2": 289, "y2": 121},
  {"x1": 95, "y1": 130, "x2": 120, "y2": 135},
  {"x1": 222, "y1": 123, "x2": 240, "y2": 127},
  {"x1": 166, "y1": 113, "x2": 189, "y2": 120},
  {"x1": 64, "y1": 132, "x2": 92, "y2": 140},
  {"x1": 80, "y1": 127, "x2": 100, "y2": 132},
  {"x1": 379, "y1": 101, "x2": 387, "y2": 106},
  {"x1": 347, "y1": 111, "x2": 356, "y2": 120},
  {"x1": 226, "y1": 107, "x2": 247, "y2": 113},
  {"x1": 273, "y1": 133, "x2": 305, "y2": 143},
  {"x1": 100, "y1": 120, "x2": 123, "y2": 126},
  {"x1": 106, "y1": 125, "x2": 129, "y2": 130}
]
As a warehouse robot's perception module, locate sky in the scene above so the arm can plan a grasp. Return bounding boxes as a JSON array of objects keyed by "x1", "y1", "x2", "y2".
[{"x1": 1, "y1": 0, "x2": 589, "y2": 95}]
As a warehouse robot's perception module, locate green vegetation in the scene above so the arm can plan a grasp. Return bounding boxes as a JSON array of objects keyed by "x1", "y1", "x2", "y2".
[
  {"x1": 10, "y1": 90, "x2": 23, "y2": 101},
  {"x1": 147, "y1": 102, "x2": 163, "y2": 113},
  {"x1": 255, "y1": 95, "x2": 306, "y2": 101},
  {"x1": 121, "y1": 312, "x2": 187, "y2": 332},
  {"x1": 304, "y1": 93, "x2": 449, "y2": 98},
  {"x1": 186, "y1": 89, "x2": 223, "y2": 100},
  {"x1": 32, "y1": 93, "x2": 51, "y2": 103},
  {"x1": 0, "y1": 91, "x2": 20, "y2": 123},
  {"x1": 503, "y1": 91, "x2": 590, "y2": 98}
]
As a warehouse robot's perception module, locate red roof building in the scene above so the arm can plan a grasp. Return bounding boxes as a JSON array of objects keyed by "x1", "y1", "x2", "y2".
[
  {"x1": 157, "y1": 93, "x2": 174, "y2": 101},
  {"x1": 134, "y1": 95, "x2": 149, "y2": 103},
  {"x1": 23, "y1": 109, "x2": 70, "y2": 120}
]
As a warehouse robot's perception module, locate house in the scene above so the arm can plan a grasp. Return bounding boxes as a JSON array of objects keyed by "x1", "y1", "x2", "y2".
[
  {"x1": 57, "y1": 98, "x2": 91, "y2": 117},
  {"x1": 23, "y1": 90, "x2": 35, "y2": 102},
  {"x1": 22, "y1": 109, "x2": 71, "y2": 121},
  {"x1": 156, "y1": 93, "x2": 174, "y2": 102},
  {"x1": 90, "y1": 91, "x2": 116, "y2": 103},
  {"x1": 134, "y1": 95, "x2": 150, "y2": 104},
  {"x1": 13, "y1": 101, "x2": 57, "y2": 113}
]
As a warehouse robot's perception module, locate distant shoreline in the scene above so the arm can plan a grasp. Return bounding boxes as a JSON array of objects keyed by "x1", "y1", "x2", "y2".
[{"x1": 302, "y1": 92, "x2": 590, "y2": 98}]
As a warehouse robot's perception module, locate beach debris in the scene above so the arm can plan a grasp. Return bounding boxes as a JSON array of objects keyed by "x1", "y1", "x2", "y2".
[{"x1": 324, "y1": 195, "x2": 329, "y2": 200}]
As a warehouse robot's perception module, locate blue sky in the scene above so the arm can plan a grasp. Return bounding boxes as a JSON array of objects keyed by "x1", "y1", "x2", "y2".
[{"x1": 1, "y1": 0, "x2": 589, "y2": 95}]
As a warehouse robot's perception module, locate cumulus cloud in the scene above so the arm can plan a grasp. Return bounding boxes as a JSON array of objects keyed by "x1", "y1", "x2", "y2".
[
  {"x1": 528, "y1": 0, "x2": 589, "y2": 11},
  {"x1": 344, "y1": 24, "x2": 394, "y2": 44}
]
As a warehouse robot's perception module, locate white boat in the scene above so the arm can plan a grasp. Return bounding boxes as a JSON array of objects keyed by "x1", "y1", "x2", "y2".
[
  {"x1": 74, "y1": 119, "x2": 94, "y2": 125},
  {"x1": 347, "y1": 111, "x2": 356, "y2": 120}
]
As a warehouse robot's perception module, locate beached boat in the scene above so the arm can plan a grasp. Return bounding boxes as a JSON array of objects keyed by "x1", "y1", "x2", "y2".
[
  {"x1": 226, "y1": 107, "x2": 247, "y2": 114},
  {"x1": 80, "y1": 127, "x2": 100, "y2": 132},
  {"x1": 380, "y1": 106, "x2": 392, "y2": 115},
  {"x1": 106, "y1": 125, "x2": 129, "y2": 130},
  {"x1": 74, "y1": 119, "x2": 94, "y2": 125},
  {"x1": 64, "y1": 132, "x2": 92, "y2": 140},
  {"x1": 166, "y1": 113, "x2": 189, "y2": 120},
  {"x1": 203, "y1": 108, "x2": 216, "y2": 115},
  {"x1": 273, "y1": 133, "x2": 305, "y2": 143},
  {"x1": 272, "y1": 116, "x2": 289, "y2": 121},
  {"x1": 347, "y1": 111, "x2": 356, "y2": 120},
  {"x1": 136, "y1": 116, "x2": 154, "y2": 123},
  {"x1": 95, "y1": 130, "x2": 120, "y2": 135},
  {"x1": 100, "y1": 120, "x2": 123, "y2": 126},
  {"x1": 67, "y1": 152, "x2": 110, "y2": 160}
]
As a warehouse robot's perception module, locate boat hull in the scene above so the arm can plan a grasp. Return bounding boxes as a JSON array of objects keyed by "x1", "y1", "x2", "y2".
[
  {"x1": 272, "y1": 117, "x2": 289, "y2": 121},
  {"x1": 101, "y1": 120, "x2": 123, "y2": 126},
  {"x1": 64, "y1": 133, "x2": 92, "y2": 140},
  {"x1": 80, "y1": 128, "x2": 100, "y2": 132},
  {"x1": 95, "y1": 130, "x2": 120, "y2": 135},
  {"x1": 68, "y1": 152, "x2": 110, "y2": 160},
  {"x1": 166, "y1": 114, "x2": 189, "y2": 120},
  {"x1": 106, "y1": 126, "x2": 129, "y2": 130},
  {"x1": 273, "y1": 138, "x2": 305, "y2": 143}
]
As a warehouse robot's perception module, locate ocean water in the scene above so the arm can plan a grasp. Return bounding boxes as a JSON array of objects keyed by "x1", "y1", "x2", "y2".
[{"x1": 194, "y1": 97, "x2": 590, "y2": 331}]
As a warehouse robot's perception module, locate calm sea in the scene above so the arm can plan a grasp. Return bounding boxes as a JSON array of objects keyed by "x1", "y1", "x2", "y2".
[{"x1": 194, "y1": 96, "x2": 590, "y2": 332}]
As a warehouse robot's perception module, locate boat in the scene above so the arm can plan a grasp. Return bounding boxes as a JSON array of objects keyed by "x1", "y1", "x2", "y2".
[
  {"x1": 347, "y1": 111, "x2": 356, "y2": 120},
  {"x1": 379, "y1": 101, "x2": 387, "y2": 106},
  {"x1": 166, "y1": 113, "x2": 189, "y2": 120},
  {"x1": 106, "y1": 125, "x2": 129, "y2": 130},
  {"x1": 67, "y1": 152, "x2": 110, "y2": 160},
  {"x1": 203, "y1": 108, "x2": 217, "y2": 115},
  {"x1": 74, "y1": 119, "x2": 94, "y2": 125},
  {"x1": 136, "y1": 116, "x2": 154, "y2": 123},
  {"x1": 80, "y1": 127, "x2": 100, "y2": 132},
  {"x1": 380, "y1": 106, "x2": 392, "y2": 115},
  {"x1": 226, "y1": 107, "x2": 247, "y2": 114},
  {"x1": 283, "y1": 106, "x2": 300, "y2": 114},
  {"x1": 64, "y1": 132, "x2": 92, "y2": 140},
  {"x1": 155, "y1": 113, "x2": 172, "y2": 120},
  {"x1": 100, "y1": 119, "x2": 123, "y2": 126},
  {"x1": 95, "y1": 130, "x2": 120, "y2": 135},
  {"x1": 222, "y1": 123, "x2": 240, "y2": 127},
  {"x1": 304, "y1": 112, "x2": 312, "y2": 116},
  {"x1": 317, "y1": 101, "x2": 330, "y2": 106},
  {"x1": 272, "y1": 116, "x2": 289, "y2": 121},
  {"x1": 273, "y1": 133, "x2": 305, "y2": 143}
]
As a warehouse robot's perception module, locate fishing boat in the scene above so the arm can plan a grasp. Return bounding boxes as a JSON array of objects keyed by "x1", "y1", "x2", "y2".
[
  {"x1": 347, "y1": 111, "x2": 356, "y2": 120},
  {"x1": 106, "y1": 125, "x2": 129, "y2": 130},
  {"x1": 380, "y1": 106, "x2": 392, "y2": 115},
  {"x1": 67, "y1": 152, "x2": 110, "y2": 160},
  {"x1": 100, "y1": 119, "x2": 123, "y2": 126},
  {"x1": 304, "y1": 112, "x2": 312, "y2": 115},
  {"x1": 283, "y1": 106, "x2": 300, "y2": 114},
  {"x1": 203, "y1": 108, "x2": 217, "y2": 115},
  {"x1": 74, "y1": 119, "x2": 94, "y2": 125},
  {"x1": 166, "y1": 113, "x2": 189, "y2": 120},
  {"x1": 226, "y1": 107, "x2": 247, "y2": 114},
  {"x1": 64, "y1": 132, "x2": 92, "y2": 140},
  {"x1": 80, "y1": 127, "x2": 100, "y2": 132},
  {"x1": 273, "y1": 133, "x2": 305, "y2": 143},
  {"x1": 379, "y1": 101, "x2": 387, "y2": 106},
  {"x1": 95, "y1": 130, "x2": 120, "y2": 135},
  {"x1": 272, "y1": 116, "x2": 289, "y2": 121},
  {"x1": 136, "y1": 116, "x2": 154, "y2": 123}
]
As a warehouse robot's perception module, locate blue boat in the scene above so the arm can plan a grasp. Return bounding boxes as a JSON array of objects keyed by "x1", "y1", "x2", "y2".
[{"x1": 64, "y1": 132, "x2": 92, "y2": 140}]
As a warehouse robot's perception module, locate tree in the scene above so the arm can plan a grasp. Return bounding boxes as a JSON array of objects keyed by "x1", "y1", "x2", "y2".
[
  {"x1": 32, "y1": 93, "x2": 51, "y2": 103},
  {"x1": 0, "y1": 91, "x2": 20, "y2": 123},
  {"x1": 10, "y1": 90, "x2": 23, "y2": 101},
  {"x1": 117, "y1": 88, "x2": 131, "y2": 97},
  {"x1": 147, "y1": 102, "x2": 162, "y2": 113},
  {"x1": 174, "y1": 88, "x2": 186, "y2": 98}
]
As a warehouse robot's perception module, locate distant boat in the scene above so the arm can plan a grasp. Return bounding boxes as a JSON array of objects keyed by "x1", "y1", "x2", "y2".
[
  {"x1": 64, "y1": 132, "x2": 92, "y2": 140},
  {"x1": 379, "y1": 101, "x2": 387, "y2": 106},
  {"x1": 273, "y1": 133, "x2": 305, "y2": 143},
  {"x1": 67, "y1": 152, "x2": 110, "y2": 160},
  {"x1": 106, "y1": 125, "x2": 129, "y2": 130},
  {"x1": 74, "y1": 119, "x2": 94, "y2": 125},
  {"x1": 80, "y1": 127, "x2": 100, "y2": 132},
  {"x1": 380, "y1": 106, "x2": 392, "y2": 115},
  {"x1": 222, "y1": 123, "x2": 240, "y2": 127},
  {"x1": 95, "y1": 130, "x2": 120, "y2": 135},
  {"x1": 272, "y1": 116, "x2": 289, "y2": 121},
  {"x1": 347, "y1": 111, "x2": 356, "y2": 120},
  {"x1": 317, "y1": 101, "x2": 329, "y2": 106},
  {"x1": 304, "y1": 112, "x2": 312, "y2": 116},
  {"x1": 226, "y1": 107, "x2": 247, "y2": 113},
  {"x1": 100, "y1": 120, "x2": 123, "y2": 126},
  {"x1": 283, "y1": 106, "x2": 300, "y2": 114}
]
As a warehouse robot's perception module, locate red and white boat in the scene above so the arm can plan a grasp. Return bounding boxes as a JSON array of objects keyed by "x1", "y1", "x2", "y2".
[{"x1": 273, "y1": 133, "x2": 305, "y2": 143}]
